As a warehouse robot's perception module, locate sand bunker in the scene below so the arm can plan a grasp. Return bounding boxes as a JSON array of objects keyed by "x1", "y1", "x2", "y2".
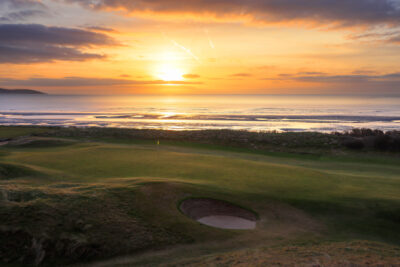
[{"x1": 180, "y1": 198, "x2": 257, "y2": 230}]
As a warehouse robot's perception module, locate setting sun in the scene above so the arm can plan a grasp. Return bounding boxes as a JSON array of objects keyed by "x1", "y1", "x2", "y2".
[{"x1": 156, "y1": 63, "x2": 184, "y2": 81}]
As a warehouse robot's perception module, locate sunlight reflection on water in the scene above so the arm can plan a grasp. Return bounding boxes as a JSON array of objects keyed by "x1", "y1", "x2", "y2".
[{"x1": 1, "y1": 95, "x2": 400, "y2": 132}]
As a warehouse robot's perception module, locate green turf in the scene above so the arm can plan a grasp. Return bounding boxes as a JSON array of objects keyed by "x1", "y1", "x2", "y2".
[
  {"x1": 0, "y1": 128, "x2": 399, "y2": 265},
  {"x1": 0, "y1": 126, "x2": 50, "y2": 139},
  {"x1": 0, "y1": 163, "x2": 41, "y2": 180}
]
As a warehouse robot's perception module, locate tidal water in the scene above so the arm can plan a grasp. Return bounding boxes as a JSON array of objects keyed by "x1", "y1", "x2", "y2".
[{"x1": 1, "y1": 94, "x2": 399, "y2": 132}]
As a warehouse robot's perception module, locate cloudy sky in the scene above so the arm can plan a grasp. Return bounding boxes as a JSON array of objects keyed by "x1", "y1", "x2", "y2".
[{"x1": 1, "y1": 0, "x2": 400, "y2": 94}]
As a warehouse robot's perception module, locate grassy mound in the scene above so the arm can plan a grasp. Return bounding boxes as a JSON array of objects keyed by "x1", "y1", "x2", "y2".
[
  {"x1": 0, "y1": 181, "x2": 234, "y2": 266},
  {"x1": 6, "y1": 138, "x2": 75, "y2": 149},
  {"x1": 0, "y1": 126, "x2": 50, "y2": 139},
  {"x1": 0, "y1": 163, "x2": 39, "y2": 180}
]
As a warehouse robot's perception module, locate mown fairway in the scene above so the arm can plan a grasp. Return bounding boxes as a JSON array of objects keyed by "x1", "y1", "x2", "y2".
[{"x1": 0, "y1": 127, "x2": 399, "y2": 266}]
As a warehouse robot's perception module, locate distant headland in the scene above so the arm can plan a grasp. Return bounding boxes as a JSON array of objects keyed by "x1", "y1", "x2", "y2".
[{"x1": 0, "y1": 88, "x2": 46, "y2": 94}]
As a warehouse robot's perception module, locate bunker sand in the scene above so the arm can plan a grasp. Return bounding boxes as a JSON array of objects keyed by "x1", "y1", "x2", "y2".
[{"x1": 180, "y1": 198, "x2": 257, "y2": 230}]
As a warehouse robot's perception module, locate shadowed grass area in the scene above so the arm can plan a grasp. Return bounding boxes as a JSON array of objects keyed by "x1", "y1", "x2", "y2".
[
  {"x1": 0, "y1": 163, "x2": 41, "y2": 180},
  {"x1": 5, "y1": 138, "x2": 75, "y2": 149},
  {"x1": 0, "y1": 127, "x2": 399, "y2": 265},
  {"x1": 0, "y1": 126, "x2": 51, "y2": 139}
]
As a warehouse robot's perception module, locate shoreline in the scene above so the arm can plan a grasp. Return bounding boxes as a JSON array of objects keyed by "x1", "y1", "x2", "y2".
[
  {"x1": 2, "y1": 94, "x2": 400, "y2": 132},
  {"x1": 1, "y1": 113, "x2": 400, "y2": 133}
]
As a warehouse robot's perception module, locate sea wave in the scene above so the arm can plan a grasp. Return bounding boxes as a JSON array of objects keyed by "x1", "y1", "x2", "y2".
[{"x1": 1, "y1": 111, "x2": 399, "y2": 132}]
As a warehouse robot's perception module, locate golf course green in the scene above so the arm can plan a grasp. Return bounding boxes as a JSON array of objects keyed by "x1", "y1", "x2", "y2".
[{"x1": 0, "y1": 126, "x2": 399, "y2": 266}]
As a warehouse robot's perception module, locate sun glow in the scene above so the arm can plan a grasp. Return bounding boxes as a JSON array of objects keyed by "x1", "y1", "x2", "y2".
[
  {"x1": 154, "y1": 51, "x2": 187, "y2": 82},
  {"x1": 157, "y1": 63, "x2": 184, "y2": 81}
]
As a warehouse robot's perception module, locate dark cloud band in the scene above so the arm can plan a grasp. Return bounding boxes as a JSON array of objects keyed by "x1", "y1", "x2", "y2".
[
  {"x1": 0, "y1": 24, "x2": 117, "y2": 46},
  {"x1": 62, "y1": 0, "x2": 400, "y2": 27},
  {"x1": 0, "y1": 77, "x2": 202, "y2": 87},
  {"x1": 0, "y1": 24, "x2": 117, "y2": 63},
  {"x1": 0, "y1": 45, "x2": 104, "y2": 64}
]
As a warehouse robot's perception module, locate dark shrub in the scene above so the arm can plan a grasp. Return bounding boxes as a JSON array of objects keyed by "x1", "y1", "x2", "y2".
[
  {"x1": 373, "y1": 135, "x2": 391, "y2": 151},
  {"x1": 376, "y1": 209, "x2": 400, "y2": 224},
  {"x1": 349, "y1": 128, "x2": 384, "y2": 137},
  {"x1": 392, "y1": 135, "x2": 400, "y2": 152},
  {"x1": 343, "y1": 138, "x2": 364, "y2": 150}
]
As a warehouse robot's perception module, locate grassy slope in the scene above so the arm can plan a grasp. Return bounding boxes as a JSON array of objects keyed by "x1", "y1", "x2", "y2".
[
  {"x1": 0, "y1": 127, "x2": 399, "y2": 265},
  {"x1": 165, "y1": 240, "x2": 400, "y2": 266},
  {"x1": 0, "y1": 126, "x2": 49, "y2": 139}
]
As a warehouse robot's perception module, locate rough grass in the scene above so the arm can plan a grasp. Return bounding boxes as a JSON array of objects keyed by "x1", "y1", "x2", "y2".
[
  {"x1": 0, "y1": 163, "x2": 40, "y2": 180},
  {"x1": 5, "y1": 138, "x2": 75, "y2": 149},
  {"x1": 165, "y1": 240, "x2": 400, "y2": 267},
  {"x1": 0, "y1": 127, "x2": 399, "y2": 265},
  {"x1": 0, "y1": 181, "x2": 240, "y2": 266},
  {"x1": 0, "y1": 126, "x2": 50, "y2": 139}
]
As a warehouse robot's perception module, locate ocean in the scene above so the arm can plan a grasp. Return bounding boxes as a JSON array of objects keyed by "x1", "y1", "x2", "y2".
[{"x1": 1, "y1": 94, "x2": 399, "y2": 132}]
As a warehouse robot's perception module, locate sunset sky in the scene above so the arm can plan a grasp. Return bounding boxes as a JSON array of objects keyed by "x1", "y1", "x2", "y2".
[{"x1": 1, "y1": 0, "x2": 400, "y2": 95}]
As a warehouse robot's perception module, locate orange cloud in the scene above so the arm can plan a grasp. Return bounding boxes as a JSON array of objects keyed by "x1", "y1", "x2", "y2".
[{"x1": 183, "y1": 74, "x2": 200, "y2": 79}]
